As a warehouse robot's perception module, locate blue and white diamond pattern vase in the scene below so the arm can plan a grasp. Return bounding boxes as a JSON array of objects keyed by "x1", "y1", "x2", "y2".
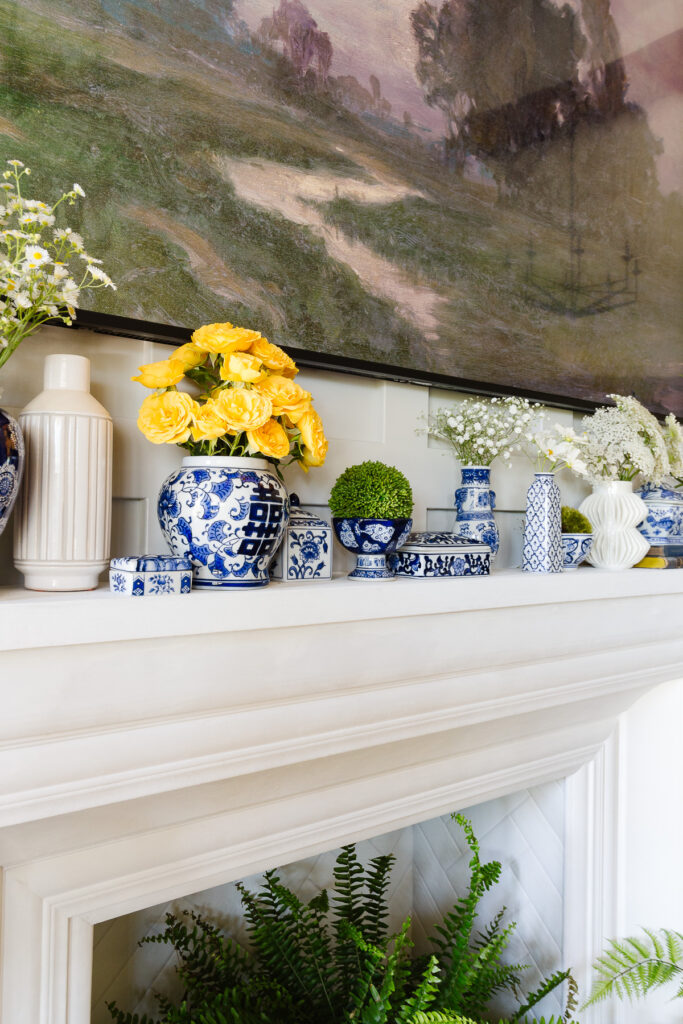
[
  {"x1": 158, "y1": 456, "x2": 289, "y2": 589},
  {"x1": 453, "y1": 466, "x2": 499, "y2": 559},
  {"x1": 561, "y1": 533, "x2": 593, "y2": 571},
  {"x1": 109, "y1": 555, "x2": 193, "y2": 596},
  {"x1": 271, "y1": 494, "x2": 332, "y2": 582},
  {"x1": 522, "y1": 472, "x2": 562, "y2": 573},
  {"x1": 636, "y1": 484, "x2": 683, "y2": 546},
  {"x1": 390, "y1": 532, "x2": 491, "y2": 577},
  {"x1": 0, "y1": 406, "x2": 24, "y2": 539},
  {"x1": 332, "y1": 517, "x2": 412, "y2": 579}
]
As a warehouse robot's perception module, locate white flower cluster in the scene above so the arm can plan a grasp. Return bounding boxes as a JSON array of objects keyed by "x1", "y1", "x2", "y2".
[
  {"x1": 553, "y1": 394, "x2": 672, "y2": 486},
  {"x1": 0, "y1": 160, "x2": 116, "y2": 371},
  {"x1": 662, "y1": 413, "x2": 683, "y2": 485},
  {"x1": 429, "y1": 395, "x2": 539, "y2": 467}
]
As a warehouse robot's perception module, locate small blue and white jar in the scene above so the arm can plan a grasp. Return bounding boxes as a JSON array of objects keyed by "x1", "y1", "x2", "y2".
[
  {"x1": 0, "y1": 405, "x2": 24, "y2": 539},
  {"x1": 272, "y1": 495, "x2": 332, "y2": 582},
  {"x1": 453, "y1": 465, "x2": 499, "y2": 558},
  {"x1": 109, "y1": 555, "x2": 193, "y2": 595},
  {"x1": 636, "y1": 484, "x2": 683, "y2": 546},
  {"x1": 522, "y1": 472, "x2": 562, "y2": 573},
  {"x1": 158, "y1": 456, "x2": 289, "y2": 588}
]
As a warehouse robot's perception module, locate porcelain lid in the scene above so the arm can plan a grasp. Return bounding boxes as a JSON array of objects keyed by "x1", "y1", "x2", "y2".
[
  {"x1": 287, "y1": 494, "x2": 330, "y2": 530},
  {"x1": 398, "y1": 531, "x2": 491, "y2": 554},
  {"x1": 110, "y1": 555, "x2": 192, "y2": 572}
]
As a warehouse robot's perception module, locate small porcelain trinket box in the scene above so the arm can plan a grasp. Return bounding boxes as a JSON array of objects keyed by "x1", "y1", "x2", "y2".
[
  {"x1": 272, "y1": 495, "x2": 332, "y2": 581},
  {"x1": 390, "y1": 532, "x2": 491, "y2": 578},
  {"x1": 109, "y1": 555, "x2": 193, "y2": 596}
]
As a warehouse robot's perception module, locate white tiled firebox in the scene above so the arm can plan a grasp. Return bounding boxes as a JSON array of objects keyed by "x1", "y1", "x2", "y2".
[{"x1": 92, "y1": 785, "x2": 566, "y2": 1022}]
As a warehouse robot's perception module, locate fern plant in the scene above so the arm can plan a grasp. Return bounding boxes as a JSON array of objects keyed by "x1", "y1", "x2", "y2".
[
  {"x1": 584, "y1": 927, "x2": 683, "y2": 1007},
  {"x1": 107, "y1": 816, "x2": 576, "y2": 1024}
]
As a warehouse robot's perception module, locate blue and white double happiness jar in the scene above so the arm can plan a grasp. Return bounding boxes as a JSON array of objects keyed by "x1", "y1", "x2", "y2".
[{"x1": 158, "y1": 456, "x2": 289, "y2": 588}]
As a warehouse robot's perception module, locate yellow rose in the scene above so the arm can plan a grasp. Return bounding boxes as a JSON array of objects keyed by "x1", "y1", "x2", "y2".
[
  {"x1": 191, "y1": 322, "x2": 261, "y2": 354},
  {"x1": 215, "y1": 386, "x2": 273, "y2": 432},
  {"x1": 256, "y1": 375, "x2": 311, "y2": 418},
  {"x1": 131, "y1": 358, "x2": 185, "y2": 389},
  {"x1": 173, "y1": 343, "x2": 206, "y2": 370},
  {"x1": 191, "y1": 400, "x2": 231, "y2": 442},
  {"x1": 219, "y1": 351, "x2": 265, "y2": 384},
  {"x1": 137, "y1": 391, "x2": 198, "y2": 445},
  {"x1": 247, "y1": 418, "x2": 291, "y2": 460},
  {"x1": 249, "y1": 337, "x2": 298, "y2": 378},
  {"x1": 297, "y1": 407, "x2": 328, "y2": 467}
]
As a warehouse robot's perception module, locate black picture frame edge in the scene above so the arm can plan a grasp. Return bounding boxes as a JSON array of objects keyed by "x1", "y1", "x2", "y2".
[{"x1": 68, "y1": 307, "x2": 600, "y2": 414}]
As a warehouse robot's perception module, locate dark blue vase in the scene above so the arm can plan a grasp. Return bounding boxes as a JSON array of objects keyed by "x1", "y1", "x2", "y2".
[{"x1": 0, "y1": 406, "x2": 24, "y2": 538}]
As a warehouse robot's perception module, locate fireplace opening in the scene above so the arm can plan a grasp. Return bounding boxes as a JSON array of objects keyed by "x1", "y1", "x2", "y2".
[{"x1": 92, "y1": 782, "x2": 565, "y2": 1023}]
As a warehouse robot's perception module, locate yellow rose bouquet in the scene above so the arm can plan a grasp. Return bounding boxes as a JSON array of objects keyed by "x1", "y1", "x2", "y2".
[{"x1": 132, "y1": 322, "x2": 328, "y2": 469}]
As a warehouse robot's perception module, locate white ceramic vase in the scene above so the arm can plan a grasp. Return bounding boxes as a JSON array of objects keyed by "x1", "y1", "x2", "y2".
[
  {"x1": 14, "y1": 354, "x2": 113, "y2": 590},
  {"x1": 579, "y1": 481, "x2": 649, "y2": 570}
]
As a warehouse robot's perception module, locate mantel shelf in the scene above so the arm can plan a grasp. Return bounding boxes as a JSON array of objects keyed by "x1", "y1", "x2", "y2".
[
  {"x1": 2, "y1": 568, "x2": 681, "y2": 652},
  {"x1": 1, "y1": 567, "x2": 682, "y2": 1023}
]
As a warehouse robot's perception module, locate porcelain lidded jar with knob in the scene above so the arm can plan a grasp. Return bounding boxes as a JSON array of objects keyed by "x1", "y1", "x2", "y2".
[{"x1": 14, "y1": 353, "x2": 113, "y2": 590}]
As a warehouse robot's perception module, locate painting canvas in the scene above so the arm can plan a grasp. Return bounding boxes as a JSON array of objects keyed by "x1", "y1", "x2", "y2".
[{"x1": 0, "y1": 0, "x2": 681, "y2": 413}]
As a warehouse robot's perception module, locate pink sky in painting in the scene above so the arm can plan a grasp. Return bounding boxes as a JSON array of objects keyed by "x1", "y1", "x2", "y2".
[{"x1": 237, "y1": 0, "x2": 682, "y2": 192}]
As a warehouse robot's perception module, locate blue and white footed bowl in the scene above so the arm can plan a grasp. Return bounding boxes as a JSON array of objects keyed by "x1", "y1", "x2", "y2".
[
  {"x1": 332, "y1": 517, "x2": 412, "y2": 579},
  {"x1": 158, "y1": 456, "x2": 289, "y2": 588},
  {"x1": 0, "y1": 406, "x2": 24, "y2": 539},
  {"x1": 561, "y1": 533, "x2": 593, "y2": 571},
  {"x1": 636, "y1": 484, "x2": 683, "y2": 546}
]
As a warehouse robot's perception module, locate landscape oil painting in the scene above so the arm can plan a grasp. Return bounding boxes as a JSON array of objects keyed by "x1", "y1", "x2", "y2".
[{"x1": 0, "y1": 0, "x2": 681, "y2": 412}]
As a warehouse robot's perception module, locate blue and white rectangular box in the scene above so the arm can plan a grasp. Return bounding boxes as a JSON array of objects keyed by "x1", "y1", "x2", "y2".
[{"x1": 109, "y1": 555, "x2": 193, "y2": 596}]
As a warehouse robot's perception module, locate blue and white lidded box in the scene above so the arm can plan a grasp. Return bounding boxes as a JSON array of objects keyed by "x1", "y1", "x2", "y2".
[
  {"x1": 109, "y1": 555, "x2": 193, "y2": 596},
  {"x1": 271, "y1": 495, "x2": 332, "y2": 582},
  {"x1": 389, "y1": 532, "x2": 491, "y2": 578}
]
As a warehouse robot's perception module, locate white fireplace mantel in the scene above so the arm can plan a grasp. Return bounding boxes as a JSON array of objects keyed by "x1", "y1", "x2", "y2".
[{"x1": 1, "y1": 570, "x2": 682, "y2": 1024}]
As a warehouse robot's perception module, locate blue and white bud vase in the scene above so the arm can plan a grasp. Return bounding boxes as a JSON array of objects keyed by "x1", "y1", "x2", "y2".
[
  {"x1": 0, "y1": 406, "x2": 24, "y2": 539},
  {"x1": 453, "y1": 465, "x2": 499, "y2": 558},
  {"x1": 522, "y1": 472, "x2": 562, "y2": 573}
]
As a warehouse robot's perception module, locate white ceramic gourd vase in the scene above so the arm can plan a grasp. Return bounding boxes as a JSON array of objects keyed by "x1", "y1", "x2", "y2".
[
  {"x1": 578, "y1": 481, "x2": 649, "y2": 571},
  {"x1": 14, "y1": 354, "x2": 113, "y2": 590}
]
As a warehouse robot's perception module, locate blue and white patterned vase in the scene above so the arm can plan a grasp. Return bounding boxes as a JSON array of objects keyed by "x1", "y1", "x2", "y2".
[
  {"x1": 158, "y1": 456, "x2": 289, "y2": 588},
  {"x1": 271, "y1": 495, "x2": 332, "y2": 581},
  {"x1": 332, "y1": 517, "x2": 412, "y2": 579},
  {"x1": 453, "y1": 465, "x2": 499, "y2": 558},
  {"x1": 0, "y1": 406, "x2": 24, "y2": 539},
  {"x1": 636, "y1": 484, "x2": 683, "y2": 546},
  {"x1": 522, "y1": 472, "x2": 562, "y2": 573}
]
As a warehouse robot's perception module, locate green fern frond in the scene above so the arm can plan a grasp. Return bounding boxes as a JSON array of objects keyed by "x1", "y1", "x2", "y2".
[
  {"x1": 584, "y1": 928, "x2": 683, "y2": 1007},
  {"x1": 510, "y1": 969, "x2": 571, "y2": 1022},
  {"x1": 105, "y1": 1003, "x2": 158, "y2": 1024},
  {"x1": 408, "y1": 1012, "x2": 479, "y2": 1023}
]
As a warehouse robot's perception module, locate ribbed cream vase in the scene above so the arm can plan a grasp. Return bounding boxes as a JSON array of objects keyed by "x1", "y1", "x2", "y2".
[
  {"x1": 14, "y1": 354, "x2": 113, "y2": 591},
  {"x1": 579, "y1": 480, "x2": 649, "y2": 571}
]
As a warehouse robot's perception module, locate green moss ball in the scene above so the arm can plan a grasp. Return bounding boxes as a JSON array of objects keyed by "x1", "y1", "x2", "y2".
[{"x1": 329, "y1": 460, "x2": 413, "y2": 520}]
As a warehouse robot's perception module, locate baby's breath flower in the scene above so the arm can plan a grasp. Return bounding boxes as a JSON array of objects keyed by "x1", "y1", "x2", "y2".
[{"x1": 428, "y1": 395, "x2": 539, "y2": 466}]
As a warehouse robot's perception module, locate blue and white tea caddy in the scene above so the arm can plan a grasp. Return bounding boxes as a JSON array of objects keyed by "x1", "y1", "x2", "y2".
[
  {"x1": 109, "y1": 555, "x2": 193, "y2": 595},
  {"x1": 271, "y1": 495, "x2": 332, "y2": 582}
]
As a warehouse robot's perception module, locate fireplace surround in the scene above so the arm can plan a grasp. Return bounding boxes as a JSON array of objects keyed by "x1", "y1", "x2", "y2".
[{"x1": 1, "y1": 568, "x2": 682, "y2": 1023}]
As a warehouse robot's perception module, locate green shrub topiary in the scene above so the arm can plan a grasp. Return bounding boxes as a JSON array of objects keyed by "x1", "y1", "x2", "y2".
[
  {"x1": 561, "y1": 506, "x2": 592, "y2": 534},
  {"x1": 329, "y1": 460, "x2": 413, "y2": 519}
]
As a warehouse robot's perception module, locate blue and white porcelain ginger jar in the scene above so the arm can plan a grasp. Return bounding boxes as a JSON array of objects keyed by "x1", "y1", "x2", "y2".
[
  {"x1": 0, "y1": 406, "x2": 24, "y2": 539},
  {"x1": 636, "y1": 484, "x2": 683, "y2": 546},
  {"x1": 453, "y1": 465, "x2": 499, "y2": 558},
  {"x1": 158, "y1": 456, "x2": 289, "y2": 588},
  {"x1": 332, "y1": 517, "x2": 412, "y2": 579},
  {"x1": 522, "y1": 472, "x2": 562, "y2": 573}
]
